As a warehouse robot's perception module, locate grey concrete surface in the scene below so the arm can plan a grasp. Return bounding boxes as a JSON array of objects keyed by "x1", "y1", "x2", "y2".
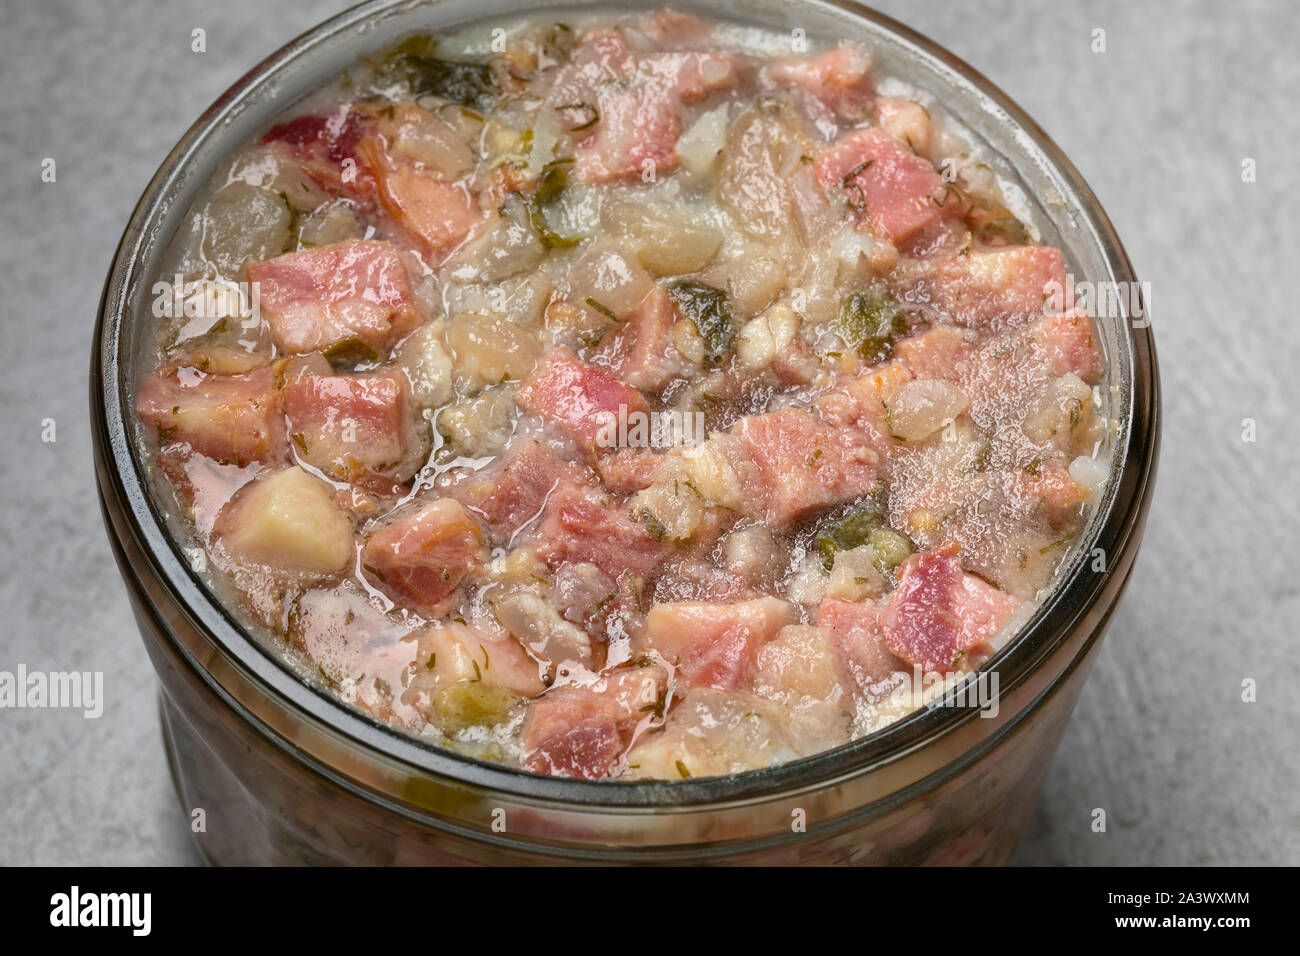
[{"x1": 0, "y1": 0, "x2": 1295, "y2": 866}]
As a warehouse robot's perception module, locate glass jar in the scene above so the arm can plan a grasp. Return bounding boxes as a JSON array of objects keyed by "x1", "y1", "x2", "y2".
[{"x1": 92, "y1": 0, "x2": 1160, "y2": 865}]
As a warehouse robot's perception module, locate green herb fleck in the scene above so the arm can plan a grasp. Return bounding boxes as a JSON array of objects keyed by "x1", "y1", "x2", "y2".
[
  {"x1": 322, "y1": 337, "x2": 380, "y2": 367},
  {"x1": 814, "y1": 503, "x2": 884, "y2": 572},
  {"x1": 584, "y1": 297, "x2": 617, "y2": 321},
  {"x1": 840, "y1": 157, "x2": 874, "y2": 185},
  {"x1": 835, "y1": 287, "x2": 906, "y2": 363},
  {"x1": 636, "y1": 508, "x2": 668, "y2": 542},
  {"x1": 667, "y1": 279, "x2": 735, "y2": 367},
  {"x1": 374, "y1": 36, "x2": 497, "y2": 110},
  {"x1": 527, "y1": 159, "x2": 582, "y2": 248}
]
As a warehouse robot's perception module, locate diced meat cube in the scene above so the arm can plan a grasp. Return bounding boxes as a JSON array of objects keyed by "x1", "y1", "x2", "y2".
[
  {"x1": 283, "y1": 371, "x2": 421, "y2": 483},
  {"x1": 525, "y1": 699, "x2": 624, "y2": 779},
  {"x1": 559, "y1": 29, "x2": 737, "y2": 183},
  {"x1": 246, "y1": 239, "x2": 420, "y2": 355},
  {"x1": 516, "y1": 348, "x2": 648, "y2": 451},
  {"x1": 358, "y1": 135, "x2": 481, "y2": 261},
  {"x1": 1023, "y1": 311, "x2": 1103, "y2": 382},
  {"x1": 754, "y1": 624, "x2": 850, "y2": 716},
  {"x1": 214, "y1": 466, "x2": 353, "y2": 574},
  {"x1": 924, "y1": 246, "x2": 1068, "y2": 328},
  {"x1": 136, "y1": 363, "x2": 283, "y2": 466},
  {"x1": 532, "y1": 482, "x2": 668, "y2": 580},
  {"x1": 451, "y1": 439, "x2": 583, "y2": 540},
  {"x1": 817, "y1": 362, "x2": 912, "y2": 460},
  {"x1": 895, "y1": 325, "x2": 972, "y2": 380},
  {"x1": 522, "y1": 665, "x2": 667, "y2": 779},
  {"x1": 407, "y1": 621, "x2": 546, "y2": 698},
  {"x1": 763, "y1": 44, "x2": 874, "y2": 122},
  {"x1": 639, "y1": 8, "x2": 715, "y2": 46},
  {"x1": 727, "y1": 408, "x2": 879, "y2": 525},
  {"x1": 550, "y1": 560, "x2": 629, "y2": 644},
  {"x1": 636, "y1": 597, "x2": 793, "y2": 691},
  {"x1": 261, "y1": 105, "x2": 375, "y2": 201},
  {"x1": 881, "y1": 550, "x2": 1019, "y2": 672},
  {"x1": 1010, "y1": 463, "x2": 1091, "y2": 514},
  {"x1": 594, "y1": 286, "x2": 692, "y2": 392},
  {"x1": 576, "y1": 82, "x2": 683, "y2": 183},
  {"x1": 818, "y1": 597, "x2": 908, "y2": 697},
  {"x1": 815, "y1": 128, "x2": 945, "y2": 244},
  {"x1": 596, "y1": 447, "x2": 665, "y2": 494},
  {"x1": 622, "y1": 687, "x2": 800, "y2": 778},
  {"x1": 360, "y1": 498, "x2": 485, "y2": 614}
]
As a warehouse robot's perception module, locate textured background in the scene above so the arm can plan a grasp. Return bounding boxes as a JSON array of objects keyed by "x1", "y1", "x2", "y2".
[{"x1": 0, "y1": 0, "x2": 1295, "y2": 866}]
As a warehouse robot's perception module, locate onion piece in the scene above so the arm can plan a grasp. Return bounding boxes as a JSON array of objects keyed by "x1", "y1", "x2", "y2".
[{"x1": 886, "y1": 379, "x2": 970, "y2": 442}]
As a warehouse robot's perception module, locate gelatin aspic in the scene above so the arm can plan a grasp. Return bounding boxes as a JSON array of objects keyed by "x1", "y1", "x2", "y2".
[{"x1": 134, "y1": 8, "x2": 1110, "y2": 780}]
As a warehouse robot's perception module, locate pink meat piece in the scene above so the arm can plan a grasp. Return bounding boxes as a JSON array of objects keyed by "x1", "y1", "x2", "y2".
[
  {"x1": 763, "y1": 44, "x2": 875, "y2": 122},
  {"x1": 596, "y1": 447, "x2": 666, "y2": 494},
  {"x1": 358, "y1": 135, "x2": 481, "y2": 262},
  {"x1": 246, "y1": 239, "x2": 420, "y2": 355},
  {"x1": 261, "y1": 105, "x2": 376, "y2": 201},
  {"x1": 532, "y1": 482, "x2": 668, "y2": 580},
  {"x1": 894, "y1": 325, "x2": 972, "y2": 381},
  {"x1": 451, "y1": 439, "x2": 582, "y2": 540},
  {"x1": 360, "y1": 498, "x2": 485, "y2": 615},
  {"x1": 1023, "y1": 311, "x2": 1103, "y2": 382},
  {"x1": 594, "y1": 286, "x2": 687, "y2": 392},
  {"x1": 556, "y1": 28, "x2": 737, "y2": 183},
  {"x1": 637, "y1": 598, "x2": 792, "y2": 691},
  {"x1": 727, "y1": 408, "x2": 879, "y2": 525},
  {"x1": 818, "y1": 597, "x2": 909, "y2": 697},
  {"x1": 516, "y1": 348, "x2": 648, "y2": 451},
  {"x1": 882, "y1": 550, "x2": 1019, "y2": 672},
  {"x1": 524, "y1": 699, "x2": 625, "y2": 779},
  {"x1": 136, "y1": 364, "x2": 284, "y2": 466},
  {"x1": 522, "y1": 666, "x2": 666, "y2": 779},
  {"x1": 814, "y1": 127, "x2": 946, "y2": 245},
  {"x1": 282, "y1": 372, "x2": 414, "y2": 482},
  {"x1": 923, "y1": 245, "x2": 1069, "y2": 329}
]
